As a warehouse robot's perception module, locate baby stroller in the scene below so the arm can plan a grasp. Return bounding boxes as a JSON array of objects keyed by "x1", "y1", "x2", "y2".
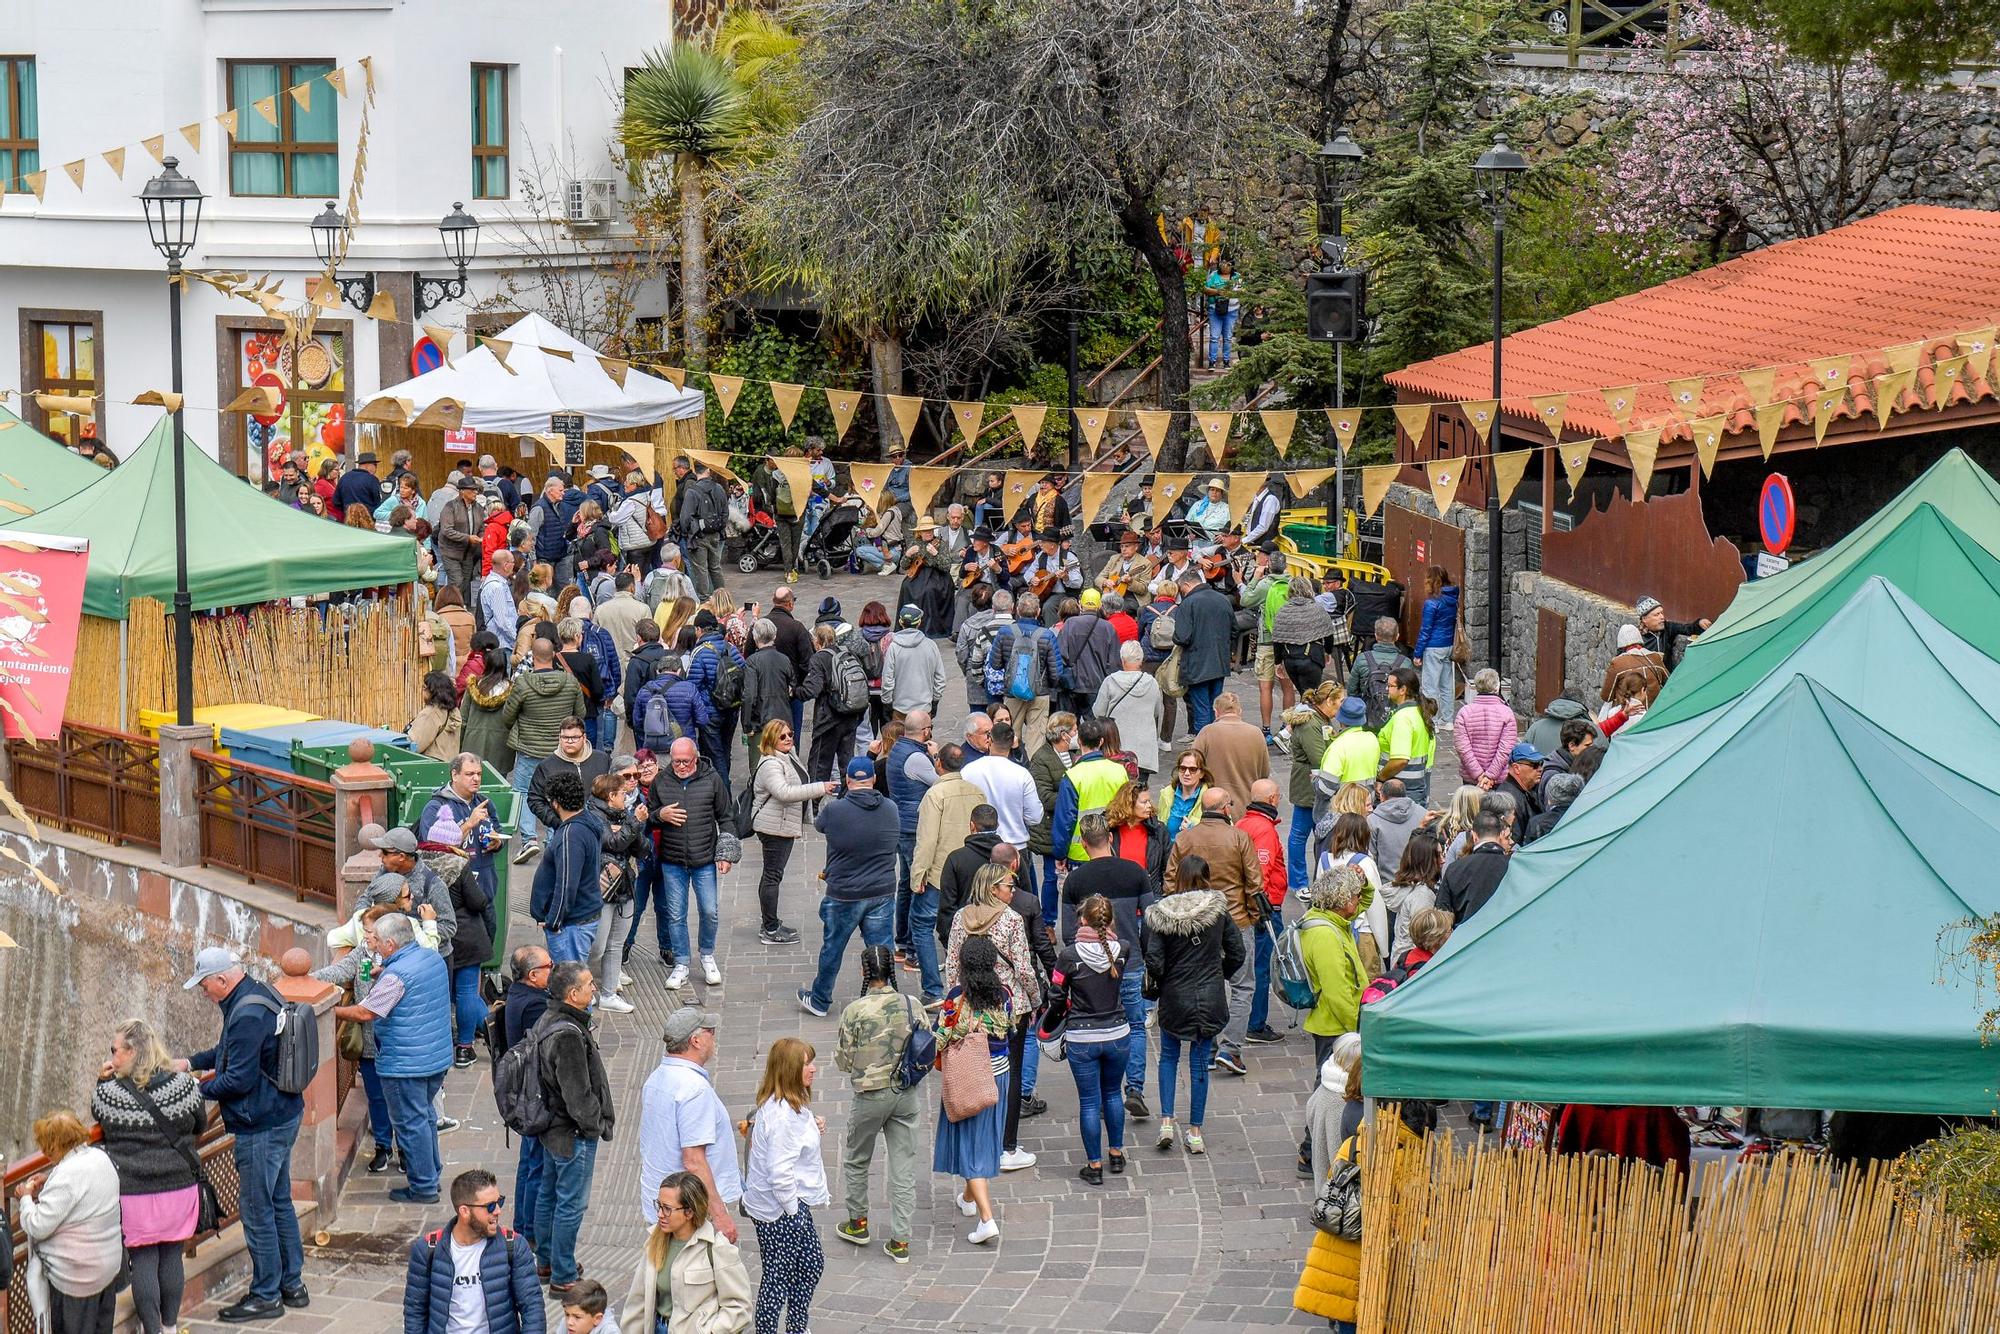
[
  {"x1": 728, "y1": 490, "x2": 783, "y2": 573},
  {"x1": 800, "y1": 490, "x2": 866, "y2": 579}
]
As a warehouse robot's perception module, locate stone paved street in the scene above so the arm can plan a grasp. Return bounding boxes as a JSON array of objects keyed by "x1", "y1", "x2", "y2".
[{"x1": 187, "y1": 569, "x2": 1460, "y2": 1333}]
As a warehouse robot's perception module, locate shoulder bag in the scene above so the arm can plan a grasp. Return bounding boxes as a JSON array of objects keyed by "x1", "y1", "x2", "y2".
[
  {"x1": 939, "y1": 1029, "x2": 999, "y2": 1123},
  {"x1": 126, "y1": 1077, "x2": 221, "y2": 1234},
  {"x1": 1311, "y1": 1135, "x2": 1364, "y2": 1240}
]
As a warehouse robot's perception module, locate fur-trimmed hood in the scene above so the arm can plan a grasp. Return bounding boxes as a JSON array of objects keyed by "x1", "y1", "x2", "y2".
[
  {"x1": 464, "y1": 675, "x2": 511, "y2": 709},
  {"x1": 1144, "y1": 888, "x2": 1229, "y2": 937}
]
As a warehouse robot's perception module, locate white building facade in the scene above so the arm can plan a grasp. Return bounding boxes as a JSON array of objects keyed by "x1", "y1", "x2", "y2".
[{"x1": 0, "y1": 0, "x2": 674, "y2": 479}]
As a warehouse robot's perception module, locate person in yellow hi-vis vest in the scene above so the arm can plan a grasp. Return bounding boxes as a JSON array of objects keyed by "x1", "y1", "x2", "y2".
[
  {"x1": 1050, "y1": 719, "x2": 1136, "y2": 866},
  {"x1": 1318, "y1": 698, "x2": 1381, "y2": 785}
]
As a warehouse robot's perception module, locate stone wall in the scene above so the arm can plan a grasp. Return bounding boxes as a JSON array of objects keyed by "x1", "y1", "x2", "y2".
[
  {"x1": 1385, "y1": 482, "x2": 1529, "y2": 685},
  {"x1": 1508, "y1": 569, "x2": 1634, "y2": 708}
]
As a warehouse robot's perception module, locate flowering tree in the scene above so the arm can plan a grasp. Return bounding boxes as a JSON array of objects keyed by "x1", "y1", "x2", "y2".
[{"x1": 1597, "y1": 1, "x2": 1971, "y2": 251}]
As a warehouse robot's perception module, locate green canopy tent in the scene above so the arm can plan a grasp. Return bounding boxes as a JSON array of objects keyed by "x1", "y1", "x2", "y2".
[
  {"x1": 1363, "y1": 678, "x2": 2000, "y2": 1113},
  {"x1": 0, "y1": 415, "x2": 416, "y2": 619},
  {"x1": 1634, "y1": 448, "x2": 2000, "y2": 733},
  {"x1": 0, "y1": 404, "x2": 117, "y2": 513}
]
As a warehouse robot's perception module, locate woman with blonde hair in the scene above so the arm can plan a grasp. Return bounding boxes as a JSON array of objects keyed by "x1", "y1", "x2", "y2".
[
  {"x1": 15, "y1": 1109, "x2": 125, "y2": 1333},
  {"x1": 657, "y1": 594, "x2": 699, "y2": 655},
  {"x1": 91, "y1": 1020, "x2": 205, "y2": 1334},
  {"x1": 945, "y1": 864, "x2": 1041, "y2": 1018},
  {"x1": 620, "y1": 1170, "x2": 753, "y2": 1334},
  {"x1": 1438, "y1": 783, "x2": 1483, "y2": 868},
  {"x1": 750, "y1": 718, "x2": 833, "y2": 945},
  {"x1": 741, "y1": 1037, "x2": 829, "y2": 1334}
]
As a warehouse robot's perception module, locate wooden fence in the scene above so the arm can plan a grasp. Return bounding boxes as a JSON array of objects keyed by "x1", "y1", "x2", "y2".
[
  {"x1": 3, "y1": 722, "x2": 162, "y2": 849},
  {"x1": 1359, "y1": 1121, "x2": 2000, "y2": 1333},
  {"x1": 193, "y1": 750, "x2": 339, "y2": 905}
]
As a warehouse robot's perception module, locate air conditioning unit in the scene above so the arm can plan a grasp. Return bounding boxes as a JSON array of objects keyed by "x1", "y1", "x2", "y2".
[{"x1": 564, "y1": 178, "x2": 617, "y2": 225}]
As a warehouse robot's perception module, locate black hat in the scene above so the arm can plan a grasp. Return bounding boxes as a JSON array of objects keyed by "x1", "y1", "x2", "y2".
[
  {"x1": 972, "y1": 526, "x2": 996, "y2": 542},
  {"x1": 817, "y1": 596, "x2": 842, "y2": 617},
  {"x1": 1035, "y1": 528, "x2": 1061, "y2": 543},
  {"x1": 355, "y1": 451, "x2": 379, "y2": 465},
  {"x1": 455, "y1": 475, "x2": 481, "y2": 491},
  {"x1": 1167, "y1": 536, "x2": 1190, "y2": 553},
  {"x1": 694, "y1": 609, "x2": 719, "y2": 630},
  {"x1": 1137, "y1": 474, "x2": 1156, "y2": 488}
]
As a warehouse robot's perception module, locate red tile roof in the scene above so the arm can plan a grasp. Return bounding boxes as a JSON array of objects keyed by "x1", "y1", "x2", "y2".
[{"x1": 1384, "y1": 205, "x2": 2000, "y2": 445}]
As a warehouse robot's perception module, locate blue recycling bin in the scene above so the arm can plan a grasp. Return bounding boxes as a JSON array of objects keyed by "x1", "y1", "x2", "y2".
[{"x1": 221, "y1": 720, "x2": 412, "y2": 775}]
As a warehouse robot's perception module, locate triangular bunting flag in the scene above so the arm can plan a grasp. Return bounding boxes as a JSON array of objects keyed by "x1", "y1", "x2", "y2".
[
  {"x1": 1077, "y1": 409, "x2": 1109, "y2": 454},
  {"x1": 23, "y1": 169, "x2": 46, "y2": 201},
  {"x1": 1133, "y1": 409, "x2": 1172, "y2": 455},
  {"x1": 1955, "y1": 328, "x2": 1996, "y2": 383},
  {"x1": 709, "y1": 375, "x2": 745, "y2": 419},
  {"x1": 1754, "y1": 403, "x2": 1786, "y2": 459},
  {"x1": 1284, "y1": 468, "x2": 1336, "y2": 499},
  {"x1": 1459, "y1": 399, "x2": 1498, "y2": 444},
  {"x1": 1739, "y1": 367, "x2": 1776, "y2": 408},
  {"x1": 1490, "y1": 449, "x2": 1531, "y2": 506},
  {"x1": 847, "y1": 464, "x2": 894, "y2": 514},
  {"x1": 1931, "y1": 354, "x2": 1969, "y2": 408},
  {"x1": 133, "y1": 389, "x2": 185, "y2": 413},
  {"x1": 326, "y1": 68, "x2": 349, "y2": 99},
  {"x1": 1689, "y1": 415, "x2": 1725, "y2": 478},
  {"x1": 1811, "y1": 390, "x2": 1845, "y2": 445},
  {"x1": 1601, "y1": 386, "x2": 1637, "y2": 425},
  {"x1": 1326, "y1": 409, "x2": 1359, "y2": 455},
  {"x1": 1194, "y1": 412, "x2": 1233, "y2": 465},
  {"x1": 1529, "y1": 393, "x2": 1568, "y2": 438},
  {"x1": 180, "y1": 121, "x2": 202, "y2": 153},
  {"x1": 222, "y1": 385, "x2": 283, "y2": 415},
  {"x1": 216, "y1": 108, "x2": 241, "y2": 139},
  {"x1": 290, "y1": 81, "x2": 313, "y2": 114},
  {"x1": 1807, "y1": 355, "x2": 1850, "y2": 392},
  {"x1": 1624, "y1": 427, "x2": 1661, "y2": 498},
  {"x1": 411, "y1": 398, "x2": 466, "y2": 430},
  {"x1": 484, "y1": 338, "x2": 517, "y2": 374},
  {"x1": 1423, "y1": 459, "x2": 1462, "y2": 517},
  {"x1": 687, "y1": 448, "x2": 741, "y2": 483},
  {"x1": 1558, "y1": 439, "x2": 1594, "y2": 494},
  {"x1": 1884, "y1": 342, "x2": 1925, "y2": 375},
  {"x1": 141, "y1": 135, "x2": 165, "y2": 165},
  {"x1": 1010, "y1": 404, "x2": 1049, "y2": 449},
  {"x1": 1153, "y1": 472, "x2": 1197, "y2": 508},
  {"x1": 33, "y1": 392, "x2": 96, "y2": 415},
  {"x1": 885, "y1": 395, "x2": 925, "y2": 448},
  {"x1": 824, "y1": 389, "x2": 861, "y2": 442},
  {"x1": 360, "y1": 56, "x2": 376, "y2": 95},
  {"x1": 1080, "y1": 470, "x2": 1119, "y2": 527},
  {"x1": 1392, "y1": 402, "x2": 1430, "y2": 448},
  {"x1": 657, "y1": 366, "x2": 687, "y2": 391},
  {"x1": 773, "y1": 457, "x2": 814, "y2": 513},
  {"x1": 769, "y1": 382, "x2": 805, "y2": 431},
  {"x1": 1872, "y1": 368, "x2": 1915, "y2": 427},
  {"x1": 948, "y1": 400, "x2": 985, "y2": 446},
  {"x1": 307, "y1": 275, "x2": 341, "y2": 309},
  {"x1": 61, "y1": 159, "x2": 85, "y2": 189},
  {"x1": 1001, "y1": 470, "x2": 1040, "y2": 520},
  {"x1": 544, "y1": 347, "x2": 576, "y2": 362},
  {"x1": 1359, "y1": 464, "x2": 1397, "y2": 519},
  {"x1": 363, "y1": 289, "x2": 399, "y2": 322},
  {"x1": 906, "y1": 467, "x2": 955, "y2": 520},
  {"x1": 101, "y1": 147, "x2": 126, "y2": 179},
  {"x1": 1258, "y1": 409, "x2": 1296, "y2": 458},
  {"x1": 1226, "y1": 471, "x2": 1262, "y2": 525},
  {"x1": 1666, "y1": 376, "x2": 1705, "y2": 420},
  {"x1": 252, "y1": 95, "x2": 280, "y2": 126},
  {"x1": 597, "y1": 357, "x2": 628, "y2": 387}
]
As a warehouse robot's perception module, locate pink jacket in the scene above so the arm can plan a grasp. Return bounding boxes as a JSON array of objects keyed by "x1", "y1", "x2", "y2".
[{"x1": 1453, "y1": 692, "x2": 1518, "y2": 784}]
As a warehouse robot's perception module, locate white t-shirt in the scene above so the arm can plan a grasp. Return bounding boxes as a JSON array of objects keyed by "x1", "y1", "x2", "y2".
[{"x1": 445, "y1": 1236, "x2": 489, "y2": 1334}]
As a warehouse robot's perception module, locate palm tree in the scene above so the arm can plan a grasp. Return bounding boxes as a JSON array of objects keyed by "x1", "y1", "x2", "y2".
[{"x1": 622, "y1": 44, "x2": 748, "y2": 366}]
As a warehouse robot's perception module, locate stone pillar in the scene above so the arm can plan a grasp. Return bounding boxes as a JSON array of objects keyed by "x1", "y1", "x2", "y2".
[
  {"x1": 276, "y1": 948, "x2": 344, "y2": 1222},
  {"x1": 338, "y1": 823, "x2": 387, "y2": 920},
  {"x1": 332, "y1": 737, "x2": 394, "y2": 878},
  {"x1": 156, "y1": 722, "x2": 211, "y2": 868}
]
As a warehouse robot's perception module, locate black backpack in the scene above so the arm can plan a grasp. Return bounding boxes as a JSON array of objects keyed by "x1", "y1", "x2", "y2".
[
  {"x1": 1360, "y1": 647, "x2": 1403, "y2": 729},
  {"x1": 239, "y1": 993, "x2": 319, "y2": 1096},
  {"x1": 697, "y1": 641, "x2": 745, "y2": 712},
  {"x1": 491, "y1": 1018, "x2": 557, "y2": 1137},
  {"x1": 894, "y1": 994, "x2": 939, "y2": 1092},
  {"x1": 480, "y1": 993, "x2": 511, "y2": 1066}
]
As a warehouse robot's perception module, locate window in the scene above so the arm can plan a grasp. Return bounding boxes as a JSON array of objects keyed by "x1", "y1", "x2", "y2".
[
  {"x1": 235, "y1": 327, "x2": 347, "y2": 481},
  {"x1": 0, "y1": 56, "x2": 36, "y2": 194},
  {"x1": 23, "y1": 313, "x2": 102, "y2": 445},
  {"x1": 471, "y1": 64, "x2": 509, "y2": 199},
  {"x1": 227, "y1": 59, "x2": 337, "y2": 197}
]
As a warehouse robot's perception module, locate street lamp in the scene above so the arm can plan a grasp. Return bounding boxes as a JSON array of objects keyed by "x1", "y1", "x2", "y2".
[
  {"x1": 138, "y1": 157, "x2": 204, "y2": 727},
  {"x1": 305, "y1": 200, "x2": 481, "y2": 318},
  {"x1": 1473, "y1": 135, "x2": 1528, "y2": 672},
  {"x1": 1314, "y1": 129, "x2": 1368, "y2": 540},
  {"x1": 1316, "y1": 129, "x2": 1366, "y2": 264}
]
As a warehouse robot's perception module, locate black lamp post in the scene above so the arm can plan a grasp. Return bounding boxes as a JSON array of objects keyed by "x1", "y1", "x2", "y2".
[
  {"x1": 308, "y1": 200, "x2": 480, "y2": 318},
  {"x1": 138, "y1": 157, "x2": 204, "y2": 727},
  {"x1": 1316, "y1": 129, "x2": 1367, "y2": 534},
  {"x1": 1473, "y1": 135, "x2": 1528, "y2": 672}
]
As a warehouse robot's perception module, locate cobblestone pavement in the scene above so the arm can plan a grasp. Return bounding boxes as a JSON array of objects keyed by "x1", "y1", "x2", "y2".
[{"x1": 188, "y1": 569, "x2": 1463, "y2": 1333}]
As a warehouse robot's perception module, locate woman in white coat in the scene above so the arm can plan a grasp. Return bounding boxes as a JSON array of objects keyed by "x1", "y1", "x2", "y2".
[
  {"x1": 620, "y1": 1171, "x2": 753, "y2": 1334},
  {"x1": 740, "y1": 1037, "x2": 830, "y2": 1334},
  {"x1": 1093, "y1": 641, "x2": 1165, "y2": 784},
  {"x1": 749, "y1": 719, "x2": 834, "y2": 946},
  {"x1": 15, "y1": 1110, "x2": 125, "y2": 1334}
]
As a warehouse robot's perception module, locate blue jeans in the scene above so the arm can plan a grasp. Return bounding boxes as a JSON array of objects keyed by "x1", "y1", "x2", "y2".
[
  {"x1": 1021, "y1": 1023, "x2": 1040, "y2": 1098},
  {"x1": 852, "y1": 542, "x2": 887, "y2": 573},
  {"x1": 663, "y1": 861, "x2": 719, "y2": 960},
  {"x1": 231, "y1": 1111, "x2": 305, "y2": 1302},
  {"x1": 1287, "y1": 805, "x2": 1315, "y2": 895},
  {"x1": 1119, "y1": 968, "x2": 1149, "y2": 1095},
  {"x1": 514, "y1": 1135, "x2": 545, "y2": 1243},
  {"x1": 1249, "y1": 920, "x2": 1276, "y2": 1034},
  {"x1": 1185, "y1": 679, "x2": 1222, "y2": 733},
  {"x1": 534, "y1": 1135, "x2": 598, "y2": 1285},
  {"x1": 1069, "y1": 1036, "x2": 1130, "y2": 1161},
  {"x1": 1158, "y1": 1033, "x2": 1213, "y2": 1127},
  {"x1": 625, "y1": 854, "x2": 670, "y2": 957},
  {"x1": 358, "y1": 1056, "x2": 392, "y2": 1150},
  {"x1": 511, "y1": 753, "x2": 542, "y2": 841},
  {"x1": 895, "y1": 831, "x2": 918, "y2": 949},
  {"x1": 1207, "y1": 306, "x2": 1239, "y2": 365},
  {"x1": 594, "y1": 713, "x2": 618, "y2": 751},
  {"x1": 382, "y1": 1069, "x2": 446, "y2": 1197},
  {"x1": 807, "y1": 895, "x2": 893, "y2": 1011},
  {"x1": 545, "y1": 919, "x2": 597, "y2": 964},
  {"x1": 451, "y1": 965, "x2": 485, "y2": 1047},
  {"x1": 1040, "y1": 855, "x2": 1060, "y2": 927},
  {"x1": 907, "y1": 886, "x2": 943, "y2": 1002}
]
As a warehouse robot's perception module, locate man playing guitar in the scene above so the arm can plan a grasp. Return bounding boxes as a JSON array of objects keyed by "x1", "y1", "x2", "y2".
[
  {"x1": 1096, "y1": 528, "x2": 1157, "y2": 599},
  {"x1": 959, "y1": 526, "x2": 1007, "y2": 590},
  {"x1": 1148, "y1": 535, "x2": 1196, "y2": 597},
  {"x1": 1022, "y1": 528, "x2": 1083, "y2": 601}
]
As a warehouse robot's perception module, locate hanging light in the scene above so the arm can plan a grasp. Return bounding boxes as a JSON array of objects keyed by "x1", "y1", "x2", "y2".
[{"x1": 138, "y1": 157, "x2": 205, "y2": 263}]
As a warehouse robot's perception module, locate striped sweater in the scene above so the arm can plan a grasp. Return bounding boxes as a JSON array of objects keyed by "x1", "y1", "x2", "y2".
[{"x1": 90, "y1": 1071, "x2": 205, "y2": 1195}]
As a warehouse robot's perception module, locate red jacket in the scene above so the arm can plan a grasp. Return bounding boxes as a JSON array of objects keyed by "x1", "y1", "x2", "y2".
[
  {"x1": 1236, "y1": 804, "x2": 1285, "y2": 907},
  {"x1": 480, "y1": 509, "x2": 513, "y2": 574},
  {"x1": 1107, "y1": 610, "x2": 1139, "y2": 643}
]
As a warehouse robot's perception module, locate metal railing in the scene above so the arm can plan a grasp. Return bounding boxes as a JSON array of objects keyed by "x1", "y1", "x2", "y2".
[
  {"x1": 1525, "y1": 0, "x2": 1694, "y2": 67},
  {"x1": 6, "y1": 1110, "x2": 239, "y2": 1330},
  {"x1": 193, "y1": 750, "x2": 338, "y2": 905},
  {"x1": 4, "y1": 723, "x2": 163, "y2": 850}
]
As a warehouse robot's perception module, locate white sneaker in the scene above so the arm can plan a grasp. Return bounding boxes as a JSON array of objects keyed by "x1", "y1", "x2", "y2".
[
  {"x1": 701, "y1": 955, "x2": 722, "y2": 986},
  {"x1": 665, "y1": 964, "x2": 689, "y2": 990},
  {"x1": 597, "y1": 993, "x2": 635, "y2": 1014},
  {"x1": 967, "y1": 1217, "x2": 1000, "y2": 1245},
  {"x1": 955, "y1": 1194, "x2": 978, "y2": 1218},
  {"x1": 999, "y1": 1148, "x2": 1036, "y2": 1172}
]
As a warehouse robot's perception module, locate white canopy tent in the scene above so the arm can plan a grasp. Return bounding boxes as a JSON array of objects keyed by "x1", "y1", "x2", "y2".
[{"x1": 365, "y1": 312, "x2": 703, "y2": 434}]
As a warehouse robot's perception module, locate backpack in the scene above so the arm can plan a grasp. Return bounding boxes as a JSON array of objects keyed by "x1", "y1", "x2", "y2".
[
  {"x1": 1274, "y1": 916, "x2": 1333, "y2": 1011},
  {"x1": 894, "y1": 993, "x2": 938, "y2": 1092},
  {"x1": 696, "y1": 642, "x2": 745, "y2": 712},
  {"x1": 1261, "y1": 577, "x2": 1291, "y2": 635},
  {"x1": 491, "y1": 1019, "x2": 557, "y2": 1137},
  {"x1": 829, "y1": 638, "x2": 871, "y2": 715},
  {"x1": 1359, "y1": 647, "x2": 1402, "y2": 729},
  {"x1": 1004, "y1": 626, "x2": 1044, "y2": 701},
  {"x1": 1148, "y1": 606, "x2": 1178, "y2": 652},
  {"x1": 643, "y1": 495, "x2": 670, "y2": 543},
  {"x1": 960, "y1": 617, "x2": 1003, "y2": 678},
  {"x1": 1157, "y1": 645, "x2": 1186, "y2": 698},
  {"x1": 641, "y1": 675, "x2": 689, "y2": 750},
  {"x1": 1312, "y1": 1138, "x2": 1364, "y2": 1239},
  {"x1": 417, "y1": 611, "x2": 443, "y2": 666},
  {"x1": 238, "y1": 993, "x2": 320, "y2": 1096}
]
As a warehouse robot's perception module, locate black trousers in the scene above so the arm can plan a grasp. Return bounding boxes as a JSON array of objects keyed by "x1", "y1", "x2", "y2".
[
  {"x1": 1004, "y1": 1016, "x2": 1031, "y2": 1152},
  {"x1": 807, "y1": 708, "x2": 860, "y2": 786},
  {"x1": 756, "y1": 832, "x2": 795, "y2": 933}
]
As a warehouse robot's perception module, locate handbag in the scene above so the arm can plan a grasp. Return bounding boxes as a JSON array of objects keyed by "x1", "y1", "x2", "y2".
[
  {"x1": 127, "y1": 1077, "x2": 221, "y2": 1234},
  {"x1": 938, "y1": 1032, "x2": 999, "y2": 1123},
  {"x1": 1450, "y1": 604, "x2": 1472, "y2": 668},
  {"x1": 1311, "y1": 1136, "x2": 1364, "y2": 1239}
]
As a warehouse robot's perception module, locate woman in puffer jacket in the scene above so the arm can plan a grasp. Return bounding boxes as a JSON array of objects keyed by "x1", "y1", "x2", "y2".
[
  {"x1": 1140, "y1": 855, "x2": 1246, "y2": 1158},
  {"x1": 1294, "y1": 1100, "x2": 1436, "y2": 1331}
]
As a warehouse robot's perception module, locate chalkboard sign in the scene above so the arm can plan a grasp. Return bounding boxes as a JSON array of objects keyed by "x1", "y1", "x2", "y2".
[{"x1": 550, "y1": 412, "x2": 586, "y2": 470}]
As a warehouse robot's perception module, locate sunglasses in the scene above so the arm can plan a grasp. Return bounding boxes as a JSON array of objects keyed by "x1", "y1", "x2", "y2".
[
  {"x1": 1177, "y1": 764, "x2": 1203, "y2": 773},
  {"x1": 466, "y1": 1196, "x2": 507, "y2": 1214}
]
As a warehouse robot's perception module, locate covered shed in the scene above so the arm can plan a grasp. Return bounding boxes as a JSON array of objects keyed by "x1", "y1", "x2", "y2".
[{"x1": 0, "y1": 404, "x2": 117, "y2": 513}]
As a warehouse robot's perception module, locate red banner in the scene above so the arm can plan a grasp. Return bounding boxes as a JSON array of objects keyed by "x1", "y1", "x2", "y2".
[{"x1": 0, "y1": 533, "x2": 90, "y2": 740}]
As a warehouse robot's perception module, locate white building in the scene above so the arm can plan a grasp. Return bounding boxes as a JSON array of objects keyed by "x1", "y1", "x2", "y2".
[{"x1": 0, "y1": 0, "x2": 675, "y2": 480}]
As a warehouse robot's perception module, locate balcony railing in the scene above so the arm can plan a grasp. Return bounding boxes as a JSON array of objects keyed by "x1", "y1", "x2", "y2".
[
  {"x1": 5, "y1": 722, "x2": 163, "y2": 849},
  {"x1": 193, "y1": 750, "x2": 338, "y2": 905}
]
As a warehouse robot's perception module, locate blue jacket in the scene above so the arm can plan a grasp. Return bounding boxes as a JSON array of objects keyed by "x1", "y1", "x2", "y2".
[
  {"x1": 403, "y1": 1224, "x2": 543, "y2": 1334},
  {"x1": 687, "y1": 633, "x2": 746, "y2": 715},
  {"x1": 531, "y1": 495, "x2": 570, "y2": 562},
  {"x1": 580, "y1": 621, "x2": 621, "y2": 702},
  {"x1": 189, "y1": 975, "x2": 304, "y2": 1133},
  {"x1": 1413, "y1": 585, "x2": 1460, "y2": 657},
  {"x1": 633, "y1": 667, "x2": 711, "y2": 744},
  {"x1": 815, "y1": 788, "x2": 900, "y2": 902},
  {"x1": 528, "y1": 807, "x2": 604, "y2": 930},
  {"x1": 885, "y1": 735, "x2": 928, "y2": 835},
  {"x1": 373, "y1": 944, "x2": 454, "y2": 1079}
]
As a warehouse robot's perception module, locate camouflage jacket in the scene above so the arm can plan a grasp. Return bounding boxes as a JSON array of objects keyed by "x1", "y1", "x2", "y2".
[{"x1": 835, "y1": 988, "x2": 923, "y2": 1093}]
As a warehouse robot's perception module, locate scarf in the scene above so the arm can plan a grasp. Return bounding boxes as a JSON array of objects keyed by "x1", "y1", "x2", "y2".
[{"x1": 1271, "y1": 596, "x2": 1336, "y2": 647}]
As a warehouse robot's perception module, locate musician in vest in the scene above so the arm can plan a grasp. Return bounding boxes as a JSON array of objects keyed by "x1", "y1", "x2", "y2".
[
  {"x1": 1021, "y1": 530, "x2": 1083, "y2": 601},
  {"x1": 884, "y1": 711, "x2": 943, "y2": 1001},
  {"x1": 1050, "y1": 718, "x2": 1138, "y2": 868},
  {"x1": 1096, "y1": 529, "x2": 1156, "y2": 600},
  {"x1": 333, "y1": 913, "x2": 455, "y2": 1204},
  {"x1": 1032, "y1": 473, "x2": 1072, "y2": 535}
]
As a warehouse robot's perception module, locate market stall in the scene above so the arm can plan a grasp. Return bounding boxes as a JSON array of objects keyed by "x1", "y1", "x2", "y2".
[{"x1": 0, "y1": 404, "x2": 117, "y2": 512}]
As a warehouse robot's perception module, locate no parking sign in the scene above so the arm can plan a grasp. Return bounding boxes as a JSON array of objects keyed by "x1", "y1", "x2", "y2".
[{"x1": 1759, "y1": 474, "x2": 1795, "y2": 556}]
